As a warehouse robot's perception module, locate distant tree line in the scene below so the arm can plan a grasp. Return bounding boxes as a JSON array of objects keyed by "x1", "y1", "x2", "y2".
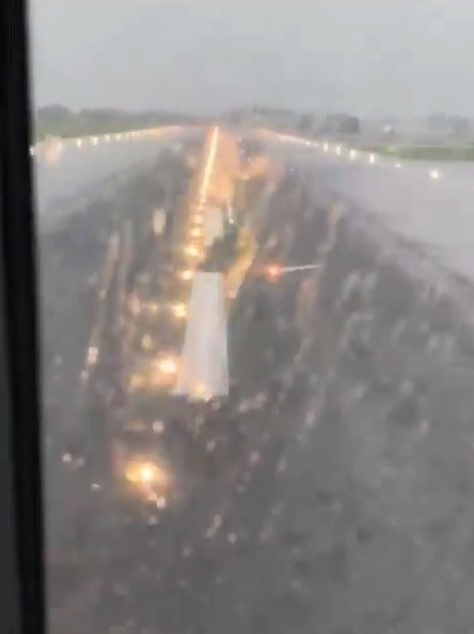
[
  {"x1": 427, "y1": 113, "x2": 471, "y2": 136},
  {"x1": 34, "y1": 105, "x2": 202, "y2": 141},
  {"x1": 308, "y1": 112, "x2": 360, "y2": 135}
]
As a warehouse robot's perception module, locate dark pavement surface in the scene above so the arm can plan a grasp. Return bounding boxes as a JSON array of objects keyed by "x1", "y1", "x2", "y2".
[{"x1": 41, "y1": 149, "x2": 474, "y2": 634}]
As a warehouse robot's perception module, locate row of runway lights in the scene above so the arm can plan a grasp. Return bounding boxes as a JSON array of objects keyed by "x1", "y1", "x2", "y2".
[
  {"x1": 127, "y1": 128, "x2": 220, "y2": 403},
  {"x1": 60, "y1": 129, "x2": 220, "y2": 505},
  {"x1": 30, "y1": 125, "x2": 442, "y2": 183},
  {"x1": 125, "y1": 171, "x2": 225, "y2": 498},
  {"x1": 28, "y1": 125, "x2": 182, "y2": 158},
  {"x1": 92, "y1": 197, "x2": 210, "y2": 501},
  {"x1": 83, "y1": 129, "x2": 216, "y2": 391},
  {"x1": 270, "y1": 132, "x2": 442, "y2": 182}
]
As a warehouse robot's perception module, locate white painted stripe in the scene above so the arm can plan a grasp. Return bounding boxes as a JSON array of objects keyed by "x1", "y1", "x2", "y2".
[{"x1": 174, "y1": 272, "x2": 229, "y2": 400}]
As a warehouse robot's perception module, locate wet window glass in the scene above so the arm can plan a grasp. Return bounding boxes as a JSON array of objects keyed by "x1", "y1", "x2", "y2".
[{"x1": 31, "y1": 2, "x2": 474, "y2": 632}]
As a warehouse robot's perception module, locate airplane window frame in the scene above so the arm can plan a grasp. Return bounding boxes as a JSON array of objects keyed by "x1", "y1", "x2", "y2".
[{"x1": 1, "y1": 1, "x2": 45, "y2": 633}]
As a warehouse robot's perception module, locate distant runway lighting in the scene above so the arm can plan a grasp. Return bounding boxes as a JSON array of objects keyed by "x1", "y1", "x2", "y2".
[
  {"x1": 141, "y1": 335, "x2": 153, "y2": 351},
  {"x1": 76, "y1": 139, "x2": 83, "y2": 148},
  {"x1": 266, "y1": 263, "x2": 322, "y2": 279},
  {"x1": 185, "y1": 244, "x2": 200, "y2": 258},
  {"x1": 323, "y1": 143, "x2": 329, "y2": 153},
  {"x1": 124, "y1": 459, "x2": 170, "y2": 490},
  {"x1": 266, "y1": 264, "x2": 283, "y2": 280},
  {"x1": 430, "y1": 168, "x2": 440, "y2": 180},
  {"x1": 194, "y1": 382, "x2": 211, "y2": 401},
  {"x1": 130, "y1": 373, "x2": 146, "y2": 389},
  {"x1": 369, "y1": 153, "x2": 376, "y2": 164},
  {"x1": 87, "y1": 346, "x2": 98, "y2": 365},
  {"x1": 128, "y1": 295, "x2": 140, "y2": 316},
  {"x1": 349, "y1": 149, "x2": 357, "y2": 160},
  {"x1": 335, "y1": 145, "x2": 342, "y2": 155},
  {"x1": 146, "y1": 302, "x2": 159, "y2": 314},
  {"x1": 157, "y1": 356, "x2": 178, "y2": 375},
  {"x1": 180, "y1": 269, "x2": 194, "y2": 281},
  {"x1": 395, "y1": 162, "x2": 402, "y2": 169},
  {"x1": 153, "y1": 209, "x2": 166, "y2": 235},
  {"x1": 171, "y1": 303, "x2": 187, "y2": 319},
  {"x1": 92, "y1": 137, "x2": 98, "y2": 146},
  {"x1": 105, "y1": 135, "x2": 110, "y2": 143},
  {"x1": 115, "y1": 133, "x2": 122, "y2": 141},
  {"x1": 139, "y1": 463, "x2": 155, "y2": 483},
  {"x1": 190, "y1": 227, "x2": 202, "y2": 239}
]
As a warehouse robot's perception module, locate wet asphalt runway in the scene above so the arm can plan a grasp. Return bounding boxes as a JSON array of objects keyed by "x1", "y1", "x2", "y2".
[{"x1": 42, "y1": 151, "x2": 474, "y2": 634}]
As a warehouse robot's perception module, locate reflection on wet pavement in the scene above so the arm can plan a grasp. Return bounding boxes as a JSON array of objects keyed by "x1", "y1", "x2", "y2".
[{"x1": 41, "y1": 135, "x2": 474, "y2": 634}]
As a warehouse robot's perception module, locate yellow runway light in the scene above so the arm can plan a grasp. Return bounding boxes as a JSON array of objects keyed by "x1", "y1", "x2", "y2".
[
  {"x1": 180, "y1": 269, "x2": 194, "y2": 281},
  {"x1": 185, "y1": 244, "x2": 201, "y2": 258},
  {"x1": 157, "y1": 356, "x2": 178, "y2": 376},
  {"x1": 190, "y1": 227, "x2": 203, "y2": 239},
  {"x1": 171, "y1": 303, "x2": 187, "y2": 319},
  {"x1": 128, "y1": 294, "x2": 141, "y2": 316},
  {"x1": 141, "y1": 334, "x2": 154, "y2": 351},
  {"x1": 266, "y1": 264, "x2": 283, "y2": 281},
  {"x1": 124, "y1": 458, "x2": 172, "y2": 501}
]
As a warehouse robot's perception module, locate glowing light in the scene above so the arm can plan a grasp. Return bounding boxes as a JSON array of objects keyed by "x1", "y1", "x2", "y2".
[
  {"x1": 194, "y1": 382, "x2": 211, "y2": 401},
  {"x1": 140, "y1": 463, "x2": 155, "y2": 483},
  {"x1": 76, "y1": 139, "x2": 83, "y2": 148},
  {"x1": 266, "y1": 264, "x2": 282, "y2": 280},
  {"x1": 323, "y1": 143, "x2": 329, "y2": 153},
  {"x1": 171, "y1": 303, "x2": 187, "y2": 319},
  {"x1": 185, "y1": 244, "x2": 201, "y2": 258},
  {"x1": 92, "y1": 136, "x2": 98, "y2": 146},
  {"x1": 199, "y1": 127, "x2": 219, "y2": 205},
  {"x1": 152, "y1": 420, "x2": 165, "y2": 433},
  {"x1": 430, "y1": 168, "x2": 440, "y2": 180},
  {"x1": 146, "y1": 302, "x2": 159, "y2": 314},
  {"x1": 395, "y1": 162, "x2": 402, "y2": 169},
  {"x1": 369, "y1": 153, "x2": 376, "y2": 164},
  {"x1": 141, "y1": 334, "x2": 153, "y2": 351},
  {"x1": 44, "y1": 138, "x2": 63, "y2": 165},
  {"x1": 155, "y1": 496, "x2": 167, "y2": 509},
  {"x1": 335, "y1": 145, "x2": 342, "y2": 156},
  {"x1": 157, "y1": 356, "x2": 178, "y2": 375},
  {"x1": 128, "y1": 295, "x2": 141, "y2": 316},
  {"x1": 180, "y1": 270, "x2": 194, "y2": 281},
  {"x1": 349, "y1": 149, "x2": 357, "y2": 160},
  {"x1": 130, "y1": 373, "x2": 146, "y2": 389},
  {"x1": 153, "y1": 209, "x2": 166, "y2": 235},
  {"x1": 87, "y1": 346, "x2": 98, "y2": 366},
  {"x1": 190, "y1": 227, "x2": 202, "y2": 239},
  {"x1": 124, "y1": 459, "x2": 170, "y2": 490}
]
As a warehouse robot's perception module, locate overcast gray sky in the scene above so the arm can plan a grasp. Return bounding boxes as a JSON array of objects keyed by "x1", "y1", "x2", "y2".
[{"x1": 29, "y1": 1, "x2": 473, "y2": 116}]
